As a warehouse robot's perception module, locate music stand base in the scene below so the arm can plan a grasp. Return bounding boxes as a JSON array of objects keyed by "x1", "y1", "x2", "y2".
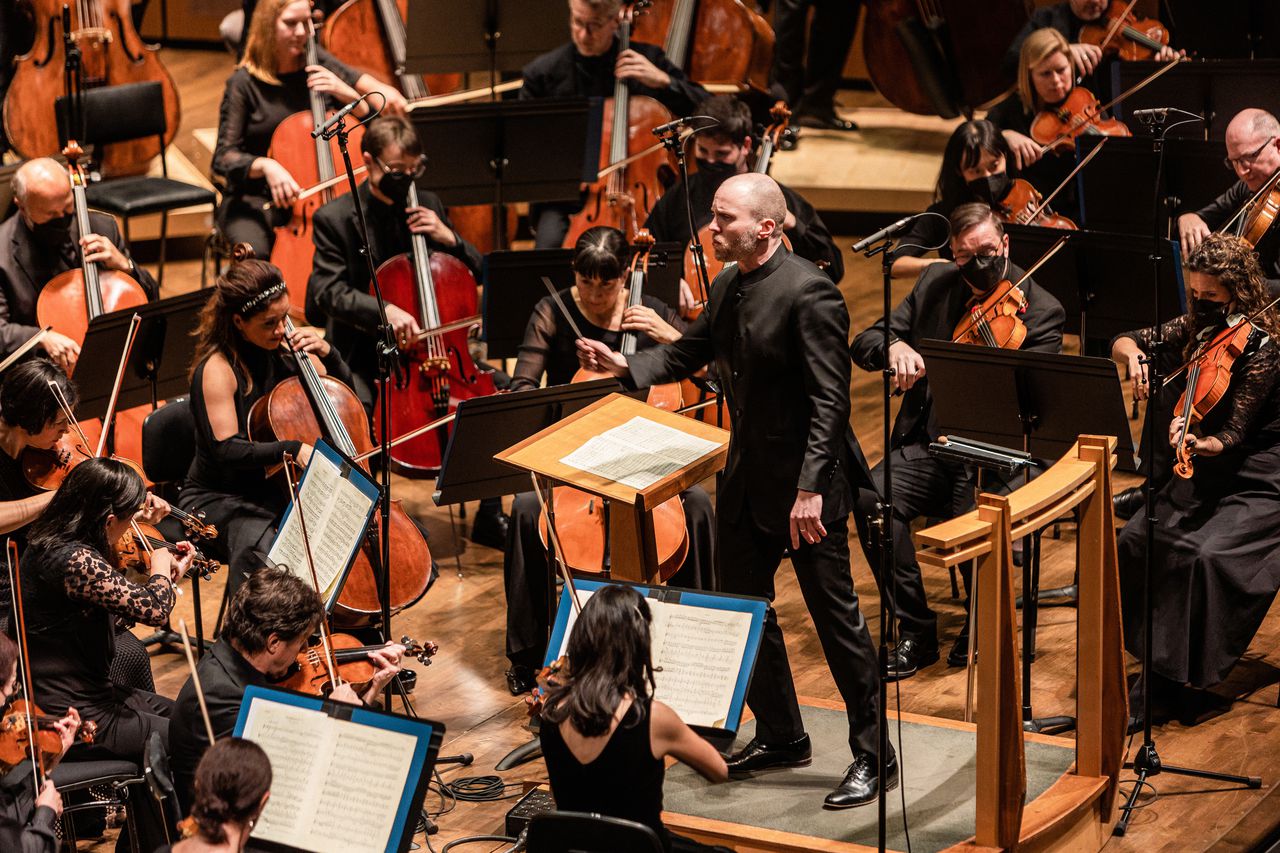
[
  {"x1": 1024, "y1": 715, "x2": 1074, "y2": 735},
  {"x1": 496, "y1": 736, "x2": 543, "y2": 771}
]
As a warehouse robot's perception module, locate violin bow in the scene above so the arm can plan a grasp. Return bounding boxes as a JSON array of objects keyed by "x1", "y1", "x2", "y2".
[
  {"x1": 1036, "y1": 56, "x2": 1183, "y2": 155},
  {"x1": 280, "y1": 452, "x2": 343, "y2": 689},
  {"x1": 1026, "y1": 136, "x2": 1109, "y2": 223},
  {"x1": 529, "y1": 473, "x2": 583, "y2": 615},
  {"x1": 1161, "y1": 293, "x2": 1280, "y2": 387},
  {"x1": 952, "y1": 235, "x2": 1070, "y2": 339},
  {"x1": 46, "y1": 380, "x2": 95, "y2": 456},
  {"x1": 177, "y1": 619, "x2": 217, "y2": 747},
  {"x1": 94, "y1": 313, "x2": 143, "y2": 459},
  {"x1": 1217, "y1": 166, "x2": 1280, "y2": 237},
  {"x1": 7, "y1": 542, "x2": 47, "y2": 792},
  {"x1": 0, "y1": 327, "x2": 51, "y2": 376}
]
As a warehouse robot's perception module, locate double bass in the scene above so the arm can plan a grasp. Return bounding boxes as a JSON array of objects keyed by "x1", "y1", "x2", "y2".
[
  {"x1": 3, "y1": 0, "x2": 180, "y2": 176},
  {"x1": 321, "y1": 0, "x2": 461, "y2": 100},
  {"x1": 376, "y1": 183, "x2": 496, "y2": 476},
  {"x1": 630, "y1": 0, "x2": 774, "y2": 93}
]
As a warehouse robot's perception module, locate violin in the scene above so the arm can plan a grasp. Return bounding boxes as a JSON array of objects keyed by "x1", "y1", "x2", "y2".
[
  {"x1": 1172, "y1": 319, "x2": 1255, "y2": 480},
  {"x1": 376, "y1": 183, "x2": 496, "y2": 477},
  {"x1": 1079, "y1": 0, "x2": 1170, "y2": 62},
  {"x1": 631, "y1": 0, "x2": 774, "y2": 94},
  {"x1": 996, "y1": 178, "x2": 1077, "y2": 230},
  {"x1": 1030, "y1": 87, "x2": 1131, "y2": 156},
  {"x1": 248, "y1": 318, "x2": 434, "y2": 627},
  {"x1": 278, "y1": 633, "x2": 437, "y2": 696},
  {"x1": 951, "y1": 236, "x2": 1069, "y2": 350},
  {"x1": 525, "y1": 655, "x2": 569, "y2": 719},
  {"x1": 563, "y1": 1, "x2": 677, "y2": 246},
  {"x1": 0, "y1": 699, "x2": 97, "y2": 775},
  {"x1": 111, "y1": 521, "x2": 219, "y2": 581}
]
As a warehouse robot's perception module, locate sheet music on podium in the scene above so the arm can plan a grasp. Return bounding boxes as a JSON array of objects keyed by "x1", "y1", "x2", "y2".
[
  {"x1": 546, "y1": 579, "x2": 767, "y2": 734},
  {"x1": 235, "y1": 685, "x2": 443, "y2": 853},
  {"x1": 559, "y1": 415, "x2": 720, "y2": 490},
  {"x1": 267, "y1": 440, "x2": 378, "y2": 611}
]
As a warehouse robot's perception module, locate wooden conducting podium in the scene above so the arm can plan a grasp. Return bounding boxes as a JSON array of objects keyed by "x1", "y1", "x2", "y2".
[{"x1": 496, "y1": 393, "x2": 729, "y2": 583}]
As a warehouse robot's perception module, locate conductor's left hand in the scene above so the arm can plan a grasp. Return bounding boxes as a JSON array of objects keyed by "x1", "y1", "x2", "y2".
[{"x1": 789, "y1": 490, "x2": 826, "y2": 550}]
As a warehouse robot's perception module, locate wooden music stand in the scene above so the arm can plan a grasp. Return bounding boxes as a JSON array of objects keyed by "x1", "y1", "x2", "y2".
[{"x1": 495, "y1": 393, "x2": 728, "y2": 583}]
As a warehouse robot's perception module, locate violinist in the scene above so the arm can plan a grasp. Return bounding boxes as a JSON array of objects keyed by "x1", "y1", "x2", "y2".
[
  {"x1": 503, "y1": 226, "x2": 714, "y2": 695},
  {"x1": 889, "y1": 120, "x2": 1018, "y2": 281},
  {"x1": 0, "y1": 158, "x2": 157, "y2": 372},
  {"x1": 182, "y1": 249, "x2": 355, "y2": 595},
  {"x1": 211, "y1": 0, "x2": 405, "y2": 258},
  {"x1": 169, "y1": 567, "x2": 402, "y2": 809},
  {"x1": 519, "y1": 0, "x2": 710, "y2": 247},
  {"x1": 643, "y1": 95, "x2": 843, "y2": 284},
  {"x1": 850, "y1": 203, "x2": 1064, "y2": 678},
  {"x1": 1112, "y1": 234, "x2": 1280, "y2": 730},
  {"x1": 0, "y1": 633, "x2": 79, "y2": 853},
  {"x1": 1177, "y1": 109, "x2": 1280, "y2": 285},
  {"x1": 577, "y1": 174, "x2": 889, "y2": 809},
  {"x1": 161, "y1": 738, "x2": 272, "y2": 853}
]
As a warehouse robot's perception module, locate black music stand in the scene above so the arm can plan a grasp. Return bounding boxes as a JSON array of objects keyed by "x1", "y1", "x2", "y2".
[
  {"x1": 1004, "y1": 224, "x2": 1185, "y2": 352},
  {"x1": 409, "y1": 98, "x2": 600, "y2": 251},
  {"x1": 918, "y1": 340, "x2": 1133, "y2": 733},
  {"x1": 1164, "y1": 0, "x2": 1280, "y2": 60},
  {"x1": 404, "y1": 0, "x2": 564, "y2": 78},
  {"x1": 1110, "y1": 59, "x2": 1280, "y2": 139},
  {"x1": 481, "y1": 243, "x2": 684, "y2": 359},
  {"x1": 1074, "y1": 136, "x2": 1228, "y2": 238}
]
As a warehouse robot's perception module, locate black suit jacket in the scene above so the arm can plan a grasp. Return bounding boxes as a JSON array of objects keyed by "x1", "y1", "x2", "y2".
[
  {"x1": 519, "y1": 40, "x2": 709, "y2": 118},
  {"x1": 628, "y1": 247, "x2": 873, "y2": 536},
  {"x1": 849, "y1": 260, "x2": 1065, "y2": 457},
  {"x1": 0, "y1": 210, "x2": 157, "y2": 357}
]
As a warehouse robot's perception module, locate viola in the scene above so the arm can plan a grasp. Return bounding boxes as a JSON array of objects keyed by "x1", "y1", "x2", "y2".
[
  {"x1": 111, "y1": 521, "x2": 219, "y2": 581},
  {"x1": 2, "y1": 0, "x2": 181, "y2": 177},
  {"x1": 248, "y1": 317, "x2": 433, "y2": 627},
  {"x1": 1030, "y1": 87, "x2": 1131, "y2": 156},
  {"x1": 278, "y1": 632, "x2": 437, "y2": 696},
  {"x1": 1172, "y1": 319, "x2": 1255, "y2": 480},
  {"x1": 950, "y1": 236, "x2": 1069, "y2": 351},
  {"x1": 525, "y1": 655, "x2": 569, "y2": 719},
  {"x1": 1079, "y1": 0, "x2": 1170, "y2": 62},
  {"x1": 1224, "y1": 167, "x2": 1280, "y2": 249},
  {"x1": 996, "y1": 178, "x2": 1077, "y2": 230},
  {"x1": 631, "y1": 0, "x2": 774, "y2": 94},
  {"x1": 564, "y1": 1, "x2": 677, "y2": 246},
  {"x1": 375, "y1": 183, "x2": 496, "y2": 477},
  {"x1": 0, "y1": 699, "x2": 97, "y2": 776}
]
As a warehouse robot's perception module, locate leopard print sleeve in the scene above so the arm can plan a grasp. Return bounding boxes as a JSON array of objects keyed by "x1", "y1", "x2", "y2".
[{"x1": 62, "y1": 546, "x2": 175, "y2": 627}]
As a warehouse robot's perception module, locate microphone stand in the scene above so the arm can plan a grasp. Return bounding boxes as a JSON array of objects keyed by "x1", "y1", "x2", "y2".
[{"x1": 1113, "y1": 107, "x2": 1260, "y2": 836}]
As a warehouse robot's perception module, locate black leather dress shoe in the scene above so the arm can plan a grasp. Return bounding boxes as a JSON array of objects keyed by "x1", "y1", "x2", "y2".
[
  {"x1": 505, "y1": 665, "x2": 536, "y2": 696},
  {"x1": 824, "y1": 749, "x2": 899, "y2": 809},
  {"x1": 885, "y1": 638, "x2": 939, "y2": 681},
  {"x1": 947, "y1": 633, "x2": 974, "y2": 668},
  {"x1": 726, "y1": 734, "x2": 812, "y2": 777},
  {"x1": 471, "y1": 508, "x2": 511, "y2": 549},
  {"x1": 1113, "y1": 486, "x2": 1145, "y2": 520},
  {"x1": 797, "y1": 111, "x2": 859, "y2": 132}
]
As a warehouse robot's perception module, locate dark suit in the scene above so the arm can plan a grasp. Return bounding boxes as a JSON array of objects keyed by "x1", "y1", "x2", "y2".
[
  {"x1": 628, "y1": 246, "x2": 880, "y2": 755},
  {"x1": 849, "y1": 260, "x2": 1065, "y2": 645},
  {"x1": 0, "y1": 210, "x2": 157, "y2": 358}
]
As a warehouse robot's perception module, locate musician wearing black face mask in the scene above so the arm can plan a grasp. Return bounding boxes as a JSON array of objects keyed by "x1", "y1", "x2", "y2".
[
  {"x1": 850, "y1": 204, "x2": 1064, "y2": 678},
  {"x1": 644, "y1": 95, "x2": 843, "y2": 290}
]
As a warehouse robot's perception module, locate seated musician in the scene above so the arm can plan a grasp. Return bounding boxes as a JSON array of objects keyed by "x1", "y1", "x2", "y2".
[
  {"x1": 540, "y1": 584, "x2": 731, "y2": 853},
  {"x1": 182, "y1": 249, "x2": 354, "y2": 595},
  {"x1": 1113, "y1": 234, "x2": 1280, "y2": 730},
  {"x1": 519, "y1": 0, "x2": 710, "y2": 247},
  {"x1": 1177, "y1": 109, "x2": 1280, "y2": 286},
  {"x1": 850, "y1": 203, "x2": 1065, "y2": 678},
  {"x1": 169, "y1": 567, "x2": 402, "y2": 809},
  {"x1": 890, "y1": 120, "x2": 1019, "y2": 281},
  {"x1": 0, "y1": 158, "x2": 157, "y2": 372},
  {"x1": 162, "y1": 738, "x2": 272, "y2": 853},
  {"x1": 211, "y1": 0, "x2": 405, "y2": 258},
  {"x1": 0, "y1": 632, "x2": 80, "y2": 853},
  {"x1": 644, "y1": 94, "x2": 843, "y2": 287},
  {"x1": 503, "y1": 226, "x2": 714, "y2": 695}
]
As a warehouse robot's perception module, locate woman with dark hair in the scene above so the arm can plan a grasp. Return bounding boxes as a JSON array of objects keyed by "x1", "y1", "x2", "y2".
[
  {"x1": 1113, "y1": 233, "x2": 1280, "y2": 729},
  {"x1": 502, "y1": 226, "x2": 715, "y2": 696},
  {"x1": 181, "y1": 247, "x2": 356, "y2": 594},
  {"x1": 890, "y1": 120, "x2": 1016, "y2": 280},
  {"x1": 22, "y1": 457, "x2": 193, "y2": 764},
  {"x1": 540, "y1": 584, "x2": 729, "y2": 853},
  {"x1": 161, "y1": 737, "x2": 272, "y2": 853}
]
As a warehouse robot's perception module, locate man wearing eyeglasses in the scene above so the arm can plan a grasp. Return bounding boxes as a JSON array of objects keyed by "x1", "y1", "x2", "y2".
[{"x1": 1177, "y1": 109, "x2": 1280, "y2": 284}]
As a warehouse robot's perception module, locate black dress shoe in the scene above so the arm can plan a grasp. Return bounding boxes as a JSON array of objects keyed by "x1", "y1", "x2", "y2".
[
  {"x1": 797, "y1": 111, "x2": 859, "y2": 132},
  {"x1": 471, "y1": 508, "x2": 511, "y2": 549},
  {"x1": 505, "y1": 665, "x2": 536, "y2": 695},
  {"x1": 726, "y1": 734, "x2": 812, "y2": 777},
  {"x1": 885, "y1": 638, "x2": 939, "y2": 681},
  {"x1": 824, "y1": 749, "x2": 899, "y2": 809},
  {"x1": 1113, "y1": 486, "x2": 1145, "y2": 520},
  {"x1": 947, "y1": 633, "x2": 974, "y2": 668}
]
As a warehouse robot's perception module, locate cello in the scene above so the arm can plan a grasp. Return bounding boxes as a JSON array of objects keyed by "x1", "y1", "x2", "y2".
[
  {"x1": 376, "y1": 182, "x2": 496, "y2": 476},
  {"x1": 3, "y1": 0, "x2": 180, "y2": 176},
  {"x1": 321, "y1": 0, "x2": 461, "y2": 100},
  {"x1": 248, "y1": 317, "x2": 433, "y2": 627},
  {"x1": 630, "y1": 0, "x2": 774, "y2": 94},
  {"x1": 563, "y1": 0, "x2": 677, "y2": 247},
  {"x1": 268, "y1": 25, "x2": 367, "y2": 317}
]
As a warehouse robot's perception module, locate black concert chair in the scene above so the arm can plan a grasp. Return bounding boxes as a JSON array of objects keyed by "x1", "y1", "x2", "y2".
[
  {"x1": 143, "y1": 731, "x2": 182, "y2": 845},
  {"x1": 54, "y1": 80, "x2": 217, "y2": 288},
  {"x1": 525, "y1": 812, "x2": 665, "y2": 853},
  {"x1": 51, "y1": 757, "x2": 146, "y2": 853}
]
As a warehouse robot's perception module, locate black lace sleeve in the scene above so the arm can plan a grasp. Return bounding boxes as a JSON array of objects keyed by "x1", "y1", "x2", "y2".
[
  {"x1": 62, "y1": 546, "x2": 175, "y2": 627},
  {"x1": 1113, "y1": 315, "x2": 1196, "y2": 359},
  {"x1": 511, "y1": 298, "x2": 558, "y2": 393},
  {"x1": 1206, "y1": 338, "x2": 1279, "y2": 451}
]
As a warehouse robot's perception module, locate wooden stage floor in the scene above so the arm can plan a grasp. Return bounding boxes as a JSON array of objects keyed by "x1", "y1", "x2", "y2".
[{"x1": 63, "y1": 46, "x2": 1280, "y2": 852}]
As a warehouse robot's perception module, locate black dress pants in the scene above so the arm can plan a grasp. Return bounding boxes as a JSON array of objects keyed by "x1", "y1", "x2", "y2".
[
  {"x1": 718, "y1": 510, "x2": 879, "y2": 756},
  {"x1": 771, "y1": 0, "x2": 861, "y2": 115}
]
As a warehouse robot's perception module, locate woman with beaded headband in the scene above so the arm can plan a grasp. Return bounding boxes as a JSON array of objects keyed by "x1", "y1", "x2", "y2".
[{"x1": 180, "y1": 245, "x2": 357, "y2": 594}]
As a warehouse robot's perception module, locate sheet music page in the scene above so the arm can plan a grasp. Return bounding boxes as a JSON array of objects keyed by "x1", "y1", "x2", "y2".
[
  {"x1": 649, "y1": 602, "x2": 751, "y2": 728},
  {"x1": 242, "y1": 700, "x2": 418, "y2": 853},
  {"x1": 268, "y1": 449, "x2": 374, "y2": 599},
  {"x1": 559, "y1": 416, "x2": 720, "y2": 490}
]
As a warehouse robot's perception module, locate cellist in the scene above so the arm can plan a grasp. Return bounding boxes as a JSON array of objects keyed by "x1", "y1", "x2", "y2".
[
  {"x1": 520, "y1": 0, "x2": 709, "y2": 247},
  {"x1": 0, "y1": 158, "x2": 157, "y2": 372}
]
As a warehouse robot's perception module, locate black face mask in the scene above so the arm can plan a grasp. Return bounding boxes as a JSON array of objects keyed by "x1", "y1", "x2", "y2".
[
  {"x1": 377, "y1": 171, "x2": 414, "y2": 206},
  {"x1": 960, "y1": 253, "x2": 1006, "y2": 292},
  {"x1": 966, "y1": 173, "x2": 1011, "y2": 205},
  {"x1": 1191, "y1": 297, "x2": 1231, "y2": 327},
  {"x1": 28, "y1": 212, "x2": 73, "y2": 250},
  {"x1": 695, "y1": 158, "x2": 739, "y2": 181}
]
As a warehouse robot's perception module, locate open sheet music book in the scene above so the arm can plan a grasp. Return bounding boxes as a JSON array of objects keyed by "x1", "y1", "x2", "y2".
[
  {"x1": 267, "y1": 440, "x2": 378, "y2": 611},
  {"x1": 559, "y1": 415, "x2": 721, "y2": 490},
  {"x1": 236, "y1": 686, "x2": 443, "y2": 853},
  {"x1": 546, "y1": 579, "x2": 766, "y2": 732}
]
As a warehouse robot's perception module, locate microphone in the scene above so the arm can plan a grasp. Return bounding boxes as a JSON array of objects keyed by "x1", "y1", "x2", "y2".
[
  {"x1": 652, "y1": 115, "x2": 720, "y2": 137},
  {"x1": 851, "y1": 214, "x2": 919, "y2": 253},
  {"x1": 1131, "y1": 108, "x2": 1169, "y2": 119},
  {"x1": 312, "y1": 95, "x2": 368, "y2": 139}
]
